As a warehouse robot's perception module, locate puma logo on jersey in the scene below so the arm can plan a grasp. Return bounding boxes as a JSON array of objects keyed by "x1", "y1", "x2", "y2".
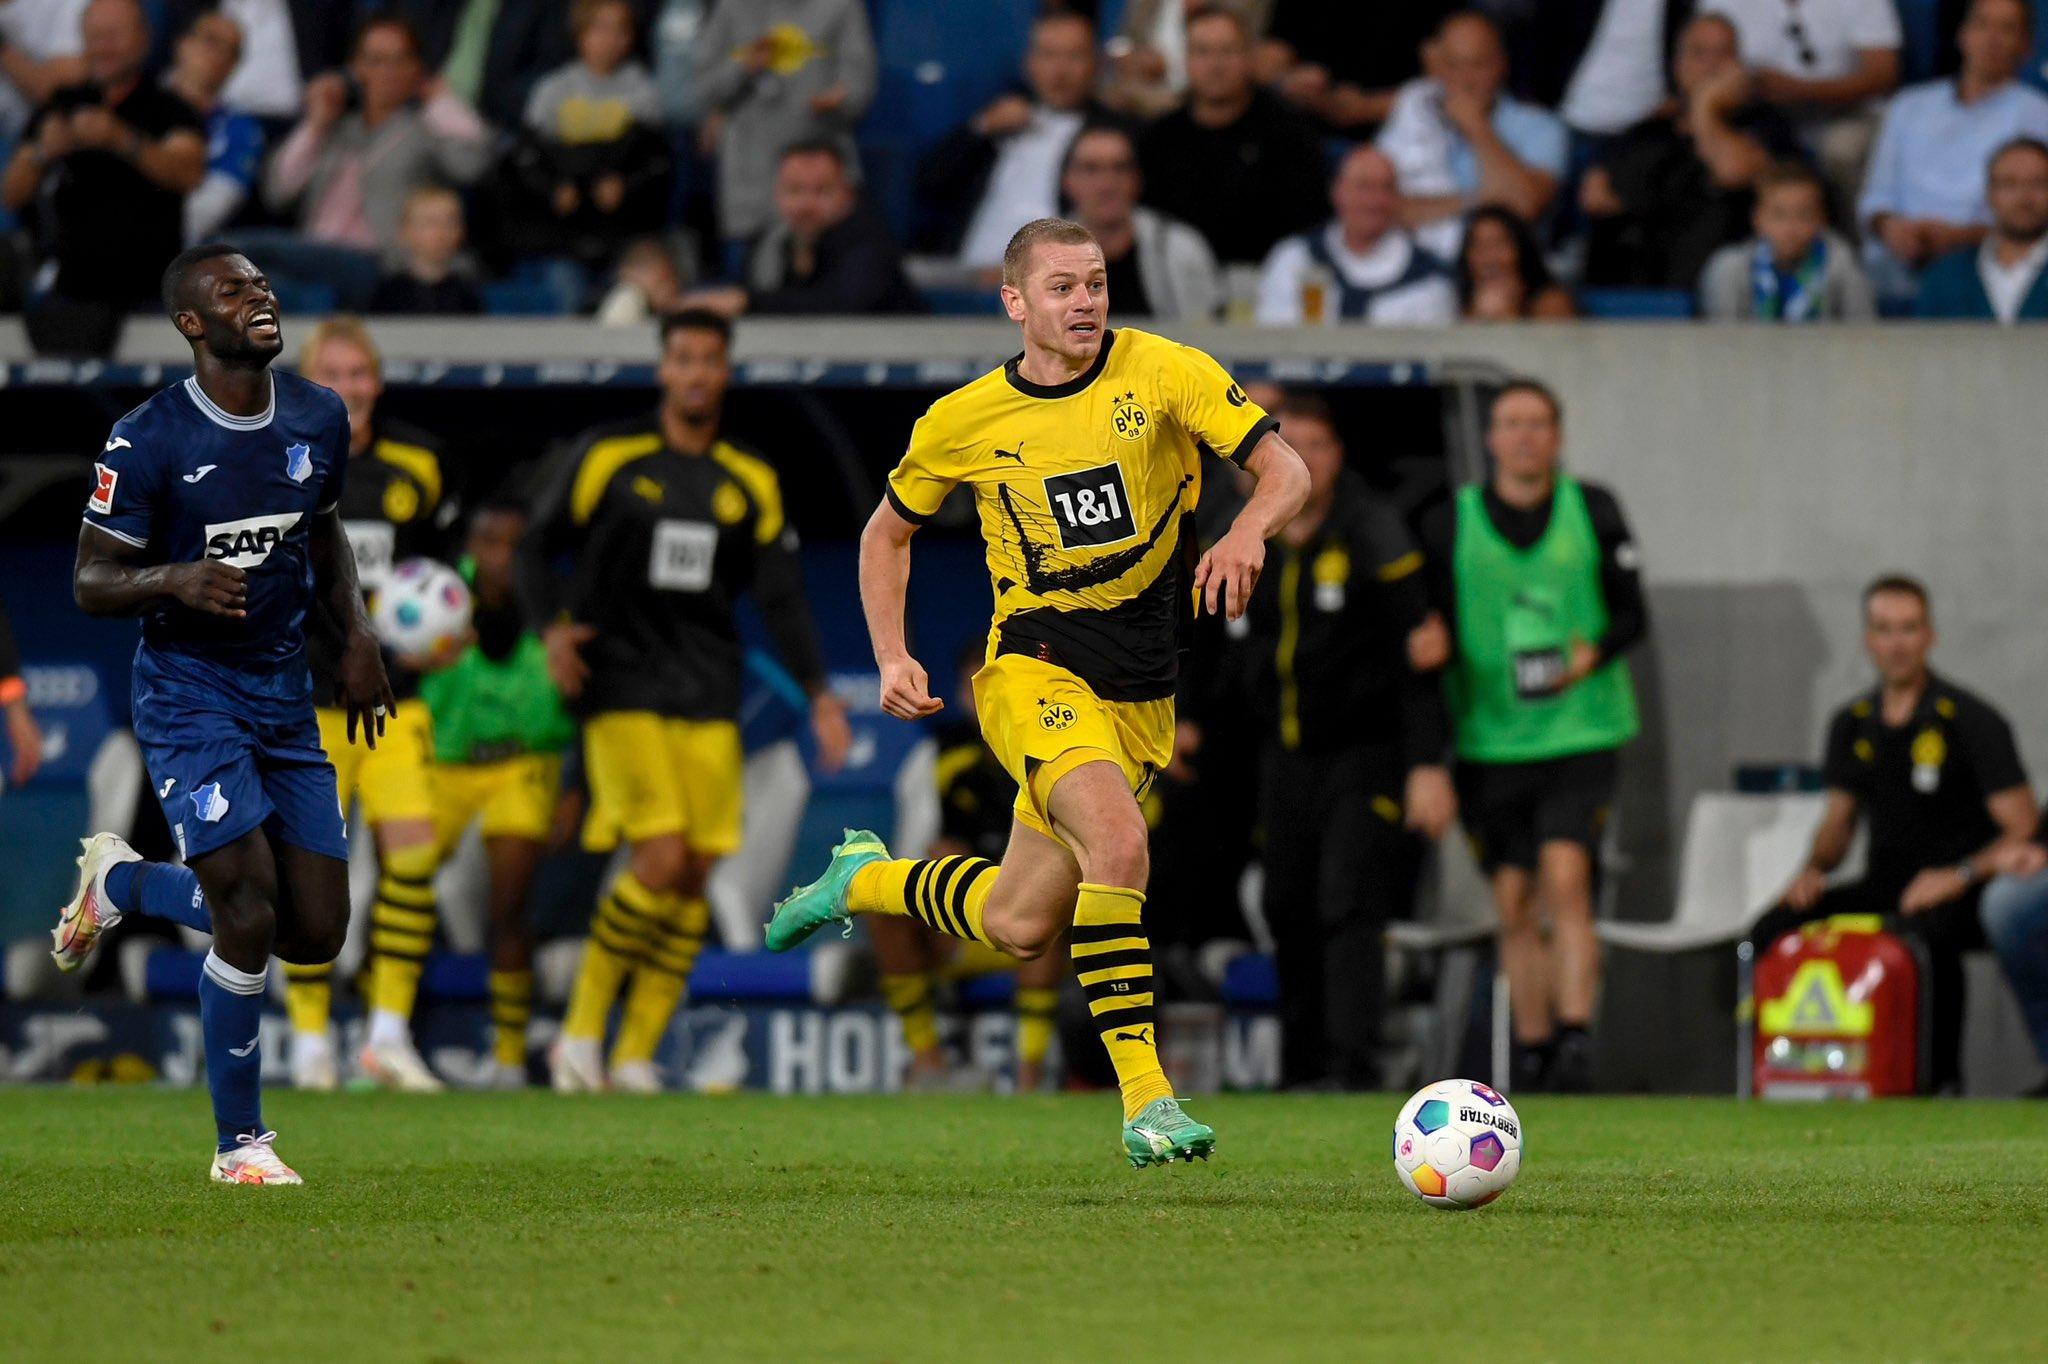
[
  {"x1": 182, "y1": 465, "x2": 218, "y2": 483},
  {"x1": 204, "y1": 512, "x2": 302, "y2": 568},
  {"x1": 993, "y1": 443, "x2": 1025, "y2": 464},
  {"x1": 1113, "y1": 1027, "x2": 1153, "y2": 1046}
]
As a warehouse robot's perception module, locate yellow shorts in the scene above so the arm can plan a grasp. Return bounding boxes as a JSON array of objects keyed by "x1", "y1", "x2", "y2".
[
  {"x1": 433, "y1": 754, "x2": 564, "y2": 854},
  {"x1": 971, "y1": 652, "x2": 1173, "y2": 845},
  {"x1": 580, "y1": 711, "x2": 743, "y2": 855},
  {"x1": 317, "y1": 700, "x2": 436, "y2": 826}
]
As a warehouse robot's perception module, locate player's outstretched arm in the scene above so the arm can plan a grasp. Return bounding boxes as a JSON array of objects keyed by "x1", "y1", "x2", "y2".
[
  {"x1": 309, "y1": 507, "x2": 395, "y2": 747},
  {"x1": 859, "y1": 498, "x2": 942, "y2": 722},
  {"x1": 73, "y1": 523, "x2": 248, "y2": 619},
  {"x1": 1192, "y1": 430, "x2": 1311, "y2": 621}
]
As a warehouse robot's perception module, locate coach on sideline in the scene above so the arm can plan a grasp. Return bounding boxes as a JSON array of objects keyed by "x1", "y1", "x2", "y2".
[
  {"x1": 1420, "y1": 379, "x2": 1648, "y2": 1093},
  {"x1": 1757, "y1": 577, "x2": 2038, "y2": 1094}
]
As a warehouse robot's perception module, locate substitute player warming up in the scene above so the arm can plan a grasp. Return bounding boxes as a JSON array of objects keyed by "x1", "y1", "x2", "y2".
[
  {"x1": 767, "y1": 218, "x2": 1309, "y2": 1167},
  {"x1": 55, "y1": 245, "x2": 393, "y2": 1184}
]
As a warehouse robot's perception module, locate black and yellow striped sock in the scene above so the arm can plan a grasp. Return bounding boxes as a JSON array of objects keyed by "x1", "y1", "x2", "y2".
[
  {"x1": 881, "y1": 972, "x2": 940, "y2": 1055},
  {"x1": 284, "y1": 961, "x2": 332, "y2": 1037},
  {"x1": 1072, "y1": 883, "x2": 1172, "y2": 1120},
  {"x1": 563, "y1": 871, "x2": 660, "y2": 1041},
  {"x1": 848, "y1": 856, "x2": 999, "y2": 946},
  {"x1": 1015, "y1": 986, "x2": 1060, "y2": 1069},
  {"x1": 489, "y1": 968, "x2": 534, "y2": 1069},
  {"x1": 368, "y1": 842, "x2": 440, "y2": 1021},
  {"x1": 612, "y1": 895, "x2": 709, "y2": 1067}
]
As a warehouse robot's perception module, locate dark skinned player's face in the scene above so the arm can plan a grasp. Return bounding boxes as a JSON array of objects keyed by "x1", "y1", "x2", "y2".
[
  {"x1": 659, "y1": 326, "x2": 731, "y2": 420},
  {"x1": 465, "y1": 509, "x2": 526, "y2": 600},
  {"x1": 175, "y1": 255, "x2": 282, "y2": 363}
]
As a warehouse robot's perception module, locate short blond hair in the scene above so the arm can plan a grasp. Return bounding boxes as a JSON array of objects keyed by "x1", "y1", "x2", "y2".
[
  {"x1": 1001, "y1": 217, "x2": 1098, "y2": 288},
  {"x1": 401, "y1": 183, "x2": 463, "y2": 223},
  {"x1": 298, "y1": 316, "x2": 381, "y2": 379}
]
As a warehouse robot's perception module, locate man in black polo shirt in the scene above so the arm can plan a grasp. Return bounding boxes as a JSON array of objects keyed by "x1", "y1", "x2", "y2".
[
  {"x1": 1760, "y1": 576, "x2": 2038, "y2": 1093},
  {"x1": 0, "y1": 0, "x2": 204, "y2": 354},
  {"x1": 1241, "y1": 394, "x2": 1454, "y2": 1090}
]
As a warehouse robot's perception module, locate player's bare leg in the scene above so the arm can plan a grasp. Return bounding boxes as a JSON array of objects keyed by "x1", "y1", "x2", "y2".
[
  {"x1": 359, "y1": 817, "x2": 445, "y2": 1093},
  {"x1": 484, "y1": 835, "x2": 545, "y2": 1087},
  {"x1": 1491, "y1": 866, "x2": 1556, "y2": 1091},
  {"x1": 1537, "y1": 840, "x2": 1598, "y2": 1092}
]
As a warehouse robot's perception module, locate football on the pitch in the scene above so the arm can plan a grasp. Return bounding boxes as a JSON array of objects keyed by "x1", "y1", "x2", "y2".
[
  {"x1": 370, "y1": 558, "x2": 472, "y2": 666},
  {"x1": 1393, "y1": 1078, "x2": 1523, "y2": 1210}
]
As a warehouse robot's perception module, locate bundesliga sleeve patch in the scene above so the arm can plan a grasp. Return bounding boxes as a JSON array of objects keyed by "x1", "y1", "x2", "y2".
[{"x1": 89, "y1": 463, "x2": 117, "y2": 515}]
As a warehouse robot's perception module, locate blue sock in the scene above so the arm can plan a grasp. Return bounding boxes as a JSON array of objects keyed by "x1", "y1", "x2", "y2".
[
  {"x1": 199, "y1": 949, "x2": 266, "y2": 1152},
  {"x1": 105, "y1": 860, "x2": 211, "y2": 933}
]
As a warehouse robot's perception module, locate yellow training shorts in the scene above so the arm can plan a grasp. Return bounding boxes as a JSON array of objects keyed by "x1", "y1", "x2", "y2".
[
  {"x1": 580, "y1": 711, "x2": 744, "y2": 855},
  {"x1": 971, "y1": 652, "x2": 1173, "y2": 845},
  {"x1": 433, "y1": 753, "x2": 564, "y2": 854},
  {"x1": 317, "y1": 700, "x2": 436, "y2": 826}
]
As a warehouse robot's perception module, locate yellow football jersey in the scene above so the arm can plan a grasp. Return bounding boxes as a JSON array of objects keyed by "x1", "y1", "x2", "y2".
[{"x1": 886, "y1": 327, "x2": 1274, "y2": 701}]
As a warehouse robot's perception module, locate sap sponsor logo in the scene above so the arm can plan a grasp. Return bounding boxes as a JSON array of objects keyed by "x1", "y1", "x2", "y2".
[
  {"x1": 204, "y1": 512, "x2": 302, "y2": 568},
  {"x1": 1461, "y1": 1107, "x2": 1519, "y2": 1138}
]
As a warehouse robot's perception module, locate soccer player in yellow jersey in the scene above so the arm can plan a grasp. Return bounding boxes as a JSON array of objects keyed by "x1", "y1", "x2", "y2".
[{"x1": 768, "y1": 218, "x2": 1309, "y2": 1166}]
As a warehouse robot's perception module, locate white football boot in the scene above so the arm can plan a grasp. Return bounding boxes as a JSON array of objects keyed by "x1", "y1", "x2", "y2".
[
  {"x1": 550, "y1": 1036, "x2": 607, "y2": 1093},
  {"x1": 51, "y1": 833, "x2": 142, "y2": 972},
  {"x1": 357, "y1": 1038, "x2": 446, "y2": 1093},
  {"x1": 290, "y1": 1031, "x2": 339, "y2": 1092},
  {"x1": 608, "y1": 1060, "x2": 664, "y2": 1094},
  {"x1": 209, "y1": 1131, "x2": 303, "y2": 1186}
]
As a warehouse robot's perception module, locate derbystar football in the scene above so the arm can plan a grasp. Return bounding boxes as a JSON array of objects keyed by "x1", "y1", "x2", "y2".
[
  {"x1": 370, "y1": 558, "x2": 472, "y2": 665},
  {"x1": 1393, "y1": 1078, "x2": 1523, "y2": 1210}
]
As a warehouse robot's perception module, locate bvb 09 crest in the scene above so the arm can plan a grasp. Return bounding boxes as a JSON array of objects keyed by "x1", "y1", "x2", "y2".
[{"x1": 1110, "y1": 399, "x2": 1148, "y2": 441}]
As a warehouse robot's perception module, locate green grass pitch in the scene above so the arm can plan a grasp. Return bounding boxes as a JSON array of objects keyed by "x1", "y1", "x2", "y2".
[{"x1": 3, "y1": 1090, "x2": 2045, "y2": 1361}]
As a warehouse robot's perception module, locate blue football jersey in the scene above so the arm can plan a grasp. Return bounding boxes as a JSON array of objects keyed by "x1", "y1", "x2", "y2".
[{"x1": 84, "y1": 371, "x2": 349, "y2": 679}]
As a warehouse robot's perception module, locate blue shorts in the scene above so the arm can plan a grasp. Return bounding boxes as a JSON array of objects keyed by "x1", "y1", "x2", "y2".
[{"x1": 131, "y1": 646, "x2": 348, "y2": 863}]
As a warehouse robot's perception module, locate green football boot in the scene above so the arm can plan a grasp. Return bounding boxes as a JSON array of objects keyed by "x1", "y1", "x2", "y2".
[
  {"x1": 764, "y1": 829, "x2": 891, "y2": 952},
  {"x1": 1122, "y1": 1097, "x2": 1217, "y2": 1168}
]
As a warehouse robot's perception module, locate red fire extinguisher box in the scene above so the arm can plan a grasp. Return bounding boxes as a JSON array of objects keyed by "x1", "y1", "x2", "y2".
[{"x1": 1752, "y1": 915, "x2": 1922, "y2": 1099}]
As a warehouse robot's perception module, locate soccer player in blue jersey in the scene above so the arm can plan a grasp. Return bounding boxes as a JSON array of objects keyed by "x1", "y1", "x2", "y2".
[{"x1": 52, "y1": 244, "x2": 394, "y2": 1185}]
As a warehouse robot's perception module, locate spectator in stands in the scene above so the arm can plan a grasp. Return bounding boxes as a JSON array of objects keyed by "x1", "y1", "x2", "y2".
[
  {"x1": 695, "y1": 0, "x2": 875, "y2": 257},
  {"x1": 1700, "y1": 159, "x2": 1876, "y2": 319},
  {"x1": 1421, "y1": 380, "x2": 1650, "y2": 1093},
  {"x1": 686, "y1": 138, "x2": 917, "y2": 317},
  {"x1": 1701, "y1": 0, "x2": 1900, "y2": 210},
  {"x1": 0, "y1": 0, "x2": 88, "y2": 138},
  {"x1": 1859, "y1": 0, "x2": 2048, "y2": 305},
  {"x1": 918, "y1": 10, "x2": 1100, "y2": 274},
  {"x1": 1137, "y1": 5, "x2": 1326, "y2": 265},
  {"x1": 261, "y1": 16, "x2": 489, "y2": 308},
  {"x1": 595, "y1": 235, "x2": 686, "y2": 326},
  {"x1": 653, "y1": 0, "x2": 708, "y2": 128},
  {"x1": 163, "y1": 7, "x2": 261, "y2": 243},
  {"x1": 165, "y1": 1, "x2": 360, "y2": 123},
  {"x1": 1456, "y1": 203, "x2": 1576, "y2": 319},
  {"x1": 1263, "y1": 0, "x2": 1449, "y2": 136},
  {"x1": 1917, "y1": 137, "x2": 2048, "y2": 321},
  {"x1": 405, "y1": 0, "x2": 571, "y2": 130},
  {"x1": 1582, "y1": 12, "x2": 1799, "y2": 289},
  {"x1": 1099, "y1": 0, "x2": 1273, "y2": 120},
  {"x1": 1376, "y1": 10, "x2": 1569, "y2": 261},
  {"x1": 1255, "y1": 144, "x2": 1458, "y2": 325},
  {"x1": 1, "y1": 0, "x2": 204, "y2": 355},
  {"x1": 1977, "y1": 821, "x2": 2048, "y2": 1096},
  {"x1": 367, "y1": 185, "x2": 483, "y2": 315},
  {"x1": 1757, "y1": 576, "x2": 2037, "y2": 1095},
  {"x1": 1241, "y1": 392, "x2": 1454, "y2": 1091},
  {"x1": 505, "y1": 0, "x2": 669, "y2": 269},
  {"x1": 1059, "y1": 122, "x2": 1220, "y2": 321},
  {"x1": 1530, "y1": 0, "x2": 1693, "y2": 143},
  {"x1": 0, "y1": 598, "x2": 43, "y2": 786}
]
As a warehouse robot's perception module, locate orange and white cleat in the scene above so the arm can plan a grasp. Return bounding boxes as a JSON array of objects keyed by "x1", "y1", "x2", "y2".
[
  {"x1": 209, "y1": 1131, "x2": 303, "y2": 1186},
  {"x1": 51, "y1": 832, "x2": 142, "y2": 973}
]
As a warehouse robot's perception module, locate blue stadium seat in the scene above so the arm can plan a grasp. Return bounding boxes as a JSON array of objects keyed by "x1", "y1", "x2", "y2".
[
  {"x1": 481, "y1": 280, "x2": 567, "y2": 316},
  {"x1": 917, "y1": 285, "x2": 1006, "y2": 316},
  {"x1": 1577, "y1": 287, "x2": 1697, "y2": 320},
  {"x1": 1895, "y1": 0, "x2": 1945, "y2": 83},
  {"x1": 268, "y1": 279, "x2": 337, "y2": 315}
]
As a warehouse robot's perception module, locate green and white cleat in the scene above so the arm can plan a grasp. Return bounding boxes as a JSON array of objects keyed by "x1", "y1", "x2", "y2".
[
  {"x1": 1123, "y1": 1097, "x2": 1217, "y2": 1168},
  {"x1": 764, "y1": 829, "x2": 890, "y2": 952}
]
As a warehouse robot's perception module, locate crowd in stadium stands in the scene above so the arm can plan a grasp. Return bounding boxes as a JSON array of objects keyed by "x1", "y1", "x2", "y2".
[{"x1": 3, "y1": 0, "x2": 2048, "y2": 348}]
